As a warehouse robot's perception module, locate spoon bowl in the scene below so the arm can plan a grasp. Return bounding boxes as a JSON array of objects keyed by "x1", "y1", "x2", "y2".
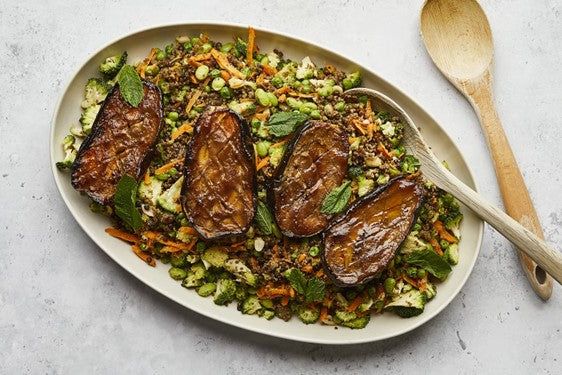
[{"x1": 345, "y1": 87, "x2": 562, "y2": 286}]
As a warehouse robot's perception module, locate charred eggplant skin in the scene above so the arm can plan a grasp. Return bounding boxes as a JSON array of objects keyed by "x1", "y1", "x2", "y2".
[
  {"x1": 322, "y1": 177, "x2": 425, "y2": 287},
  {"x1": 71, "y1": 81, "x2": 163, "y2": 205},
  {"x1": 181, "y1": 108, "x2": 257, "y2": 240},
  {"x1": 268, "y1": 120, "x2": 349, "y2": 238}
]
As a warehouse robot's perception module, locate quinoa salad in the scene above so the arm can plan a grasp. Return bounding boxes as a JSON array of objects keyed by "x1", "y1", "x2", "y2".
[{"x1": 56, "y1": 28, "x2": 463, "y2": 329}]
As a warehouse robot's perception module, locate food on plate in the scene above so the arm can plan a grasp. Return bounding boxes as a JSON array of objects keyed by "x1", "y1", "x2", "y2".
[
  {"x1": 70, "y1": 81, "x2": 163, "y2": 204},
  {"x1": 181, "y1": 108, "x2": 256, "y2": 239},
  {"x1": 270, "y1": 120, "x2": 348, "y2": 237},
  {"x1": 323, "y1": 178, "x2": 424, "y2": 286},
  {"x1": 56, "y1": 27, "x2": 463, "y2": 328}
]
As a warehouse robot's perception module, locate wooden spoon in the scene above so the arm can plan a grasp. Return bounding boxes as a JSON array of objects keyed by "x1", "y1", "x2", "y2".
[
  {"x1": 420, "y1": 0, "x2": 553, "y2": 300},
  {"x1": 345, "y1": 87, "x2": 562, "y2": 286}
]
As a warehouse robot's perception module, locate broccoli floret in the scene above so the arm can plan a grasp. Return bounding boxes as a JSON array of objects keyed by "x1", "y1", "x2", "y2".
[
  {"x1": 81, "y1": 78, "x2": 109, "y2": 109},
  {"x1": 333, "y1": 310, "x2": 357, "y2": 323},
  {"x1": 224, "y1": 259, "x2": 258, "y2": 287},
  {"x1": 357, "y1": 297, "x2": 374, "y2": 313},
  {"x1": 201, "y1": 247, "x2": 229, "y2": 268},
  {"x1": 234, "y1": 38, "x2": 247, "y2": 56},
  {"x1": 56, "y1": 135, "x2": 78, "y2": 170},
  {"x1": 296, "y1": 56, "x2": 315, "y2": 80},
  {"x1": 399, "y1": 231, "x2": 430, "y2": 255},
  {"x1": 356, "y1": 175, "x2": 375, "y2": 197},
  {"x1": 235, "y1": 284, "x2": 248, "y2": 301},
  {"x1": 385, "y1": 289, "x2": 426, "y2": 318},
  {"x1": 298, "y1": 306, "x2": 320, "y2": 324},
  {"x1": 442, "y1": 211, "x2": 463, "y2": 238},
  {"x1": 268, "y1": 146, "x2": 286, "y2": 168},
  {"x1": 266, "y1": 52, "x2": 280, "y2": 68},
  {"x1": 424, "y1": 282, "x2": 437, "y2": 300},
  {"x1": 262, "y1": 310, "x2": 275, "y2": 320},
  {"x1": 348, "y1": 166, "x2": 364, "y2": 178},
  {"x1": 69, "y1": 125, "x2": 85, "y2": 138},
  {"x1": 99, "y1": 51, "x2": 128, "y2": 78},
  {"x1": 277, "y1": 62, "x2": 297, "y2": 84},
  {"x1": 340, "y1": 315, "x2": 370, "y2": 329},
  {"x1": 401, "y1": 155, "x2": 420, "y2": 174},
  {"x1": 137, "y1": 177, "x2": 163, "y2": 205},
  {"x1": 241, "y1": 296, "x2": 262, "y2": 315},
  {"x1": 380, "y1": 121, "x2": 395, "y2": 137},
  {"x1": 228, "y1": 100, "x2": 256, "y2": 116},
  {"x1": 182, "y1": 272, "x2": 204, "y2": 288},
  {"x1": 213, "y1": 278, "x2": 237, "y2": 305},
  {"x1": 80, "y1": 105, "x2": 100, "y2": 135},
  {"x1": 228, "y1": 77, "x2": 257, "y2": 90},
  {"x1": 443, "y1": 243, "x2": 459, "y2": 265},
  {"x1": 342, "y1": 71, "x2": 362, "y2": 90},
  {"x1": 156, "y1": 176, "x2": 184, "y2": 213}
]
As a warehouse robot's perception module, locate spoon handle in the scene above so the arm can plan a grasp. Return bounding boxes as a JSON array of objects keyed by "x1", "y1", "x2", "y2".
[
  {"x1": 464, "y1": 71, "x2": 553, "y2": 300},
  {"x1": 429, "y1": 163, "x2": 562, "y2": 286}
]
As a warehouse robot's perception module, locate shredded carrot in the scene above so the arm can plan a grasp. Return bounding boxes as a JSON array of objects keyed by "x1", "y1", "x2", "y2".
[
  {"x1": 281, "y1": 295, "x2": 289, "y2": 306},
  {"x1": 348, "y1": 137, "x2": 359, "y2": 145},
  {"x1": 287, "y1": 90, "x2": 316, "y2": 98},
  {"x1": 301, "y1": 265, "x2": 313, "y2": 273},
  {"x1": 297, "y1": 253, "x2": 306, "y2": 263},
  {"x1": 434, "y1": 220, "x2": 458, "y2": 243},
  {"x1": 211, "y1": 49, "x2": 245, "y2": 78},
  {"x1": 419, "y1": 275, "x2": 428, "y2": 292},
  {"x1": 319, "y1": 307, "x2": 328, "y2": 322},
  {"x1": 270, "y1": 138, "x2": 289, "y2": 149},
  {"x1": 189, "y1": 75, "x2": 199, "y2": 84},
  {"x1": 262, "y1": 64, "x2": 277, "y2": 76},
  {"x1": 348, "y1": 295, "x2": 364, "y2": 312},
  {"x1": 289, "y1": 287, "x2": 295, "y2": 298},
  {"x1": 160, "y1": 239, "x2": 197, "y2": 253},
  {"x1": 132, "y1": 245, "x2": 156, "y2": 267},
  {"x1": 274, "y1": 86, "x2": 290, "y2": 95},
  {"x1": 171, "y1": 122, "x2": 194, "y2": 141},
  {"x1": 189, "y1": 52, "x2": 212, "y2": 62},
  {"x1": 219, "y1": 70, "x2": 231, "y2": 81},
  {"x1": 315, "y1": 269, "x2": 324, "y2": 278},
  {"x1": 365, "y1": 100, "x2": 374, "y2": 122},
  {"x1": 278, "y1": 94, "x2": 287, "y2": 103},
  {"x1": 256, "y1": 156, "x2": 270, "y2": 171},
  {"x1": 154, "y1": 157, "x2": 184, "y2": 175},
  {"x1": 377, "y1": 143, "x2": 390, "y2": 158},
  {"x1": 178, "y1": 226, "x2": 198, "y2": 235},
  {"x1": 254, "y1": 109, "x2": 270, "y2": 121},
  {"x1": 430, "y1": 237, "x2": 444, "y2": 255},
  {"x1": 367, "y1": 122, "x2": 374, "y2": 139},
  {"x1": 247, "y1": 27, "x2": 256, "y2": 64},
  {"x1": 105, "y1": 228, "x2": 139, "y2": 244},
  {"x1": 185, "y1": 89, "x2": 203, "y2": 115},
  {"x1": 403, "y1": 275, "x2": 418, "y2": 288},
  {"x1": 200, "y1": 33, "x2": 209, "y2": 43},
  {"x1": 351, "y1": 120, "x2": 366, "y2": 135},
  {"x1": 143, "y1": 170, "x2": 151, "y2": 185},
  {"x1": 142, "y1": 231, "x2": 196, "y2": 251},
  {"x1": 256, "y1": 72, "x2": 266, "y2": 85},
  {"x1": 138, "y1": 48, "x2": 157, "y2": 79}
]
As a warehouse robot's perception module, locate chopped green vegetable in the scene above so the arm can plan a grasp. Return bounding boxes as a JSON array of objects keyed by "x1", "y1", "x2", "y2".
[
  {"x1": 213, "y1": 278, "x2": 237, "y2": 305},
  {"x1": 406, "y1": 249, "x2": 452, "y2": 279},
  {"x1": 202, "y1": 247, "x2": 229, "y2": 268},
  {"x1": 321, "y1": 181, "x2": 352, "y2": 214},
  {"x1": 114, "y1": 175, "x2": 142, "y2": 231},
  {"x1": 385, "y1": 289, "x2": 426, "y2": 318},
  {"x1": 266, "y1": 111, "x2": 308, "y2": 137},
  {"x1": 99, "y1": 51, "x2": 127, "y2": 78}
]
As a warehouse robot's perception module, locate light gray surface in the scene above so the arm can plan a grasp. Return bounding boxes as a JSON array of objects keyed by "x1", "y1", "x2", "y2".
[{"x1": 1, "y1": 0, "x2": 561, "y2": 373}]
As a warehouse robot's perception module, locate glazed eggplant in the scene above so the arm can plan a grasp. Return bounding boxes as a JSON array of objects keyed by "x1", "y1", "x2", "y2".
[
  {"x1": 270, "y1": 121, "x2": 349, "y2": 237},
  {"x1": 323, "y1": 177, "x2": 424, "y2": 286},
  {"x1": 181, "y1": 108, "x2": 256, "y2": 240},
  {"x1": 71, "y1": 81, "x2": 163, "y2": 205}
]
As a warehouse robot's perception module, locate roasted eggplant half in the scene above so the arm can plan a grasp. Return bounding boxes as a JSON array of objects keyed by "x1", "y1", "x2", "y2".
[
  {"x1": 269, "y1": 121, "x2": 349, "y2": 237},
  {"x1": 71, "y1": 81, "x2": 163, "y2": 204},
  {"x1": 181, "y1": 108, "x2": 256, "y2": 240},
  {"x1": 323, "y1": 177, "x2": 424, "y2": 286}
]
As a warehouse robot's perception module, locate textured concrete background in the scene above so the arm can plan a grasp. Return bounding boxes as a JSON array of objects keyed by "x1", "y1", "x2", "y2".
[{"x1": 1, "y1": 0, "x2": 561, "y2": 373}]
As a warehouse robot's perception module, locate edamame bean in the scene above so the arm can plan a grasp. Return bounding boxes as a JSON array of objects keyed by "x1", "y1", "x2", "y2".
[
  {"x1": 256, "y1": 142, "x2": 270, "y2": 158},
  {"x1": 169, "y1": 267, "x2": 187, "y2": 280},
  {"x1": 220, "y1": 87, "x2": 233, "y2": 99},
  {"x1": 212, "y1": 77, "x2": 226, "y2": 91},
  {"x1": 195, "y1": 65, "x2": 209, "y2": 80},
  {"x1": 167, "y1": 111, "x2": 179, "y2": 121},
  {"x1": 384, "y1": 277, "x2": 396, "y2": 294},
  {"x1": 308, "y1": 246, "x2": 320, "y2": 257}
]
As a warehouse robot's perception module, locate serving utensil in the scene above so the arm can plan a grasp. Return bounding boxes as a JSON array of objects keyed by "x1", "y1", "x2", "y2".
[
  {"x1": 345, "y1": 87, "x2": 562, "y2": 286},
  {"x1": 419, "y1": 0, "x2": 553, "y2": 299}
]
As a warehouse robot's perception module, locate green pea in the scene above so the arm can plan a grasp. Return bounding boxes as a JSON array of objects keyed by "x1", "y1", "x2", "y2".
[
  {"x1": 204, "y1": 85, "x2": 211, "y2": 93},
  {"x1": 212, "y1": 77, "x2": 226, "y2": 91},
  {"x1": 293, "y1": 81, "x2": 302, "y2": 88},
  {"x1": 165, "y1": 44, "x2": 174, "y2": 54},
  {"x1": 139, "y1": 243, "x2": 148, "y2": 251},
  {"x1": 191, "y1": 37, "x2": 200, "y2": 44},
  {"x1": 189, "y1": 109, "x2": 199, "y2": 119},
  {"x1": 406, "y1": 267, "x2": 418, "y2": 278},
  {"x1": 271, "y1": 76, "x2": 283, "y2": 87},
  {"x1": 255, "y1": 89, "x2": 270, "y2": 106},
  {"x1": 156, "y1": 173, "x2": 169, "y2": 181},
  {"x1": 308, "y1": 246, "x2": 320, "y2": 257},
  {"x1": 310, "y1": 110, "x2": 321, "y2": 119},
  {"x1": 335, "y1": 102, "x2": 346, "y2": 112},
  {"x1": 170, "y1": 254, "x2": 186, "y2": 268},
  {"x1": 180, "y1": 218, "x2": 189, "y2": 227},
  {"x1": 256, "y1": 142, "x2": 270, "y2": 158},
  {"x1": 183, "y1": 41, "x2": 193, "y2": 51},
  {"x1": 384, "y1": 277, "x2": 396, "y2": 294},
  {"x1": 417, "y1": 269, "x2": 427, "y2": 279},
  {"x1": 251, "y1": 118, "x2": 261, "y2": 130},
  {"x1": 301, "y1": 85, "x2": 312, "y2": 93},
  {"x1": 197, "y1": 283, "x2": 216, "y2": 297},
  {"x1": 439, "y1": 240, "x2": 450, "y2": 249},
  {"x1": 317, "y1": 85, "x2": 333, "y2": 97},
  {"x1": 210, "y1": 69, "x2": 221, "y2": 78},
  {"x1": 168, "y1": 167, "x2": 178, "y2": 176},
  {"x1": 220, "y1": 87, "x2": 233, "y2": 99},
  {"x1": 159, "y1": 81, "x2": 170, "y2": 94},
  {"x1": 195, "y1": 65, "x2": 209, "y2": 80},
  {"x1": 260, "y1": 56, "x2": 269, "y2": 65},
  {"x1": 145, "y1": 64, "x2": 160, "y2": 76},
  {"x1": 167, "y1": 111, "x2": 179, "y2": 121},
  {"x1": 169, "y1": 267, "x2": 187, "y2": 280},
  {"x1": 156, "y1": 50, "x2": 166, "y2": 61}
]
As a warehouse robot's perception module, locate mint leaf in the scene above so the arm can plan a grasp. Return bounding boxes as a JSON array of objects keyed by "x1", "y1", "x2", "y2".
[
  {"x1": 321, "y1": 180, "x2": 352, "y2": 215},
  {"x1": 286, "y1": 268, "x2": 307, "y2": 295},
  {"x1": 305, "y1": 277, "x2": 326, "y2": 302},
  {"x1": 114, "y1": 175, "x2": 142, "y2": 231},
  {"x1": 117, "y1": 65, "x2": 144, "y2": 107},
  {"x1": 406, "y1": 250, "x2": 452, "y2": 279},
  {"x1": 267, "y1": 112, "x2": 308, "y2": 137},
  {"x1": 255, "y1": 201, "x2": 274, "y2": 235}
]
